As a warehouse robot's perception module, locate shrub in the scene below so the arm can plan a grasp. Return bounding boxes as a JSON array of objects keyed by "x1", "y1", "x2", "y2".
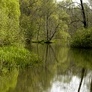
[
  {"x1": 71, "y1": 28, "x2": 92, "y2": 48},
  {"x1": 0, "y1": 46, "x2": 40, "y2": 68}
]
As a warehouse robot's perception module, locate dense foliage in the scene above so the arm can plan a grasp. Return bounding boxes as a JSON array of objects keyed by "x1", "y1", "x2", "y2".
[
  {"x1": 19, "y1": 0, "x2": 70, "y2": 43},
  {"x1": 71, "y1": 28, "x2": 92, "y2": 48},
  {"x1": 0, "y1": 0, "x2": 92, "y2": 70},
  {"x1": 0, "y1": 0, "x2": 40, "y2": 67},
  {"x1": 0, "y1": 46, "x2": 39, "y2": 68},
  {"x1": 0, "y1": 0, "x2": 21, "y2": 45},
  {"x1": 0, "y1": 0, "x2": 92, "y2": 47}
]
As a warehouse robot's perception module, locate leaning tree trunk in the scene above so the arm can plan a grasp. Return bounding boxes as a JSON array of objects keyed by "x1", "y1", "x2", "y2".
[{"x1": 80, "y1": 0, "x2": 88, "y2": 28}]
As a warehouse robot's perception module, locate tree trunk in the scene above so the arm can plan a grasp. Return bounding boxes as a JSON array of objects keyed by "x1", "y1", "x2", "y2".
[
  {"x1": 80, "y1": 0, "x2": 88, "y2": 28},
  {"x1": 45, "y1": 15, "x2": 49, "y2": 41}
]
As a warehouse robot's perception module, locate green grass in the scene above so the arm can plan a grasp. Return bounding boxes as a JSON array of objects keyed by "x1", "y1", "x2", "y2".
[{"x1": 0, "y1": 46, "x2": 40, "y2": 68}]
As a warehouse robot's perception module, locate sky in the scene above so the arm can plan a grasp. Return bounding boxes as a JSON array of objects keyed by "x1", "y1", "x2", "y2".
[{"x1": 56, "y1": 0, "x2": 88, "y2": 3}]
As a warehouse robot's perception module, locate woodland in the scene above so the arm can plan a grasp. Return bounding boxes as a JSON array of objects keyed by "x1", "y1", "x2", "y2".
[
  {"x1": 0, "y1": 1, "x2": 92, "y2": 92},
  {"x1": 0, "y1": 0, "x2": 92, "y2": 66}
]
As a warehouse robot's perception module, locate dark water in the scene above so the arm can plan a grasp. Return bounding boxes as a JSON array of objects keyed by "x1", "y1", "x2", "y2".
[{"x1": 1, "y1": 43, "x2": 92, "y2": 92}]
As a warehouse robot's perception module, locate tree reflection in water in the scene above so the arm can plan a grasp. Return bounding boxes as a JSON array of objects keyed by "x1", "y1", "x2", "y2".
[
  {"x1": 78, "y1": 68, "x2": 86, "y2": 92},
  {"x1": 0, "y1": 44, "x2": 92, "y2": 92}
]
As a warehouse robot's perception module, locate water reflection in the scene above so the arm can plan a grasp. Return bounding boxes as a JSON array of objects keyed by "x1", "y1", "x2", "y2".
[
  {"x1": 0, "y1": 44, "x2": 92, "y2": 92},
  {"x1": 0, "y1": 67, "x2": 18, "y2": 92}
]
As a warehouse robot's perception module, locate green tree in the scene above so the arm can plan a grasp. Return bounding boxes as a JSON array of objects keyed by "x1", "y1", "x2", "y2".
[
  {"x1": 19, "y1": 0, "x2": 70, "y2": 43},
  {"x1": 19, "y1": 0, "x2": 40, "y2": 43},
  {"x1": 0, "y1": 0, "x2": 20, "y2": 45}
]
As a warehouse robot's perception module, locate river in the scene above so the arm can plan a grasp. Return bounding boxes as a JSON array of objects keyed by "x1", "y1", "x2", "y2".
[{"x1": 0, "y1": 43, "x2": 92, "y2": 92}]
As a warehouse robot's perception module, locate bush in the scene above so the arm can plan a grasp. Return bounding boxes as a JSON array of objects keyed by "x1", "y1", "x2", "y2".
[
  {"x1": 71, "y1": 28, "x2": 92, "y2": 48},
  {"x1": 0, "y1": 46, "x2": 40, "y2": 68}
]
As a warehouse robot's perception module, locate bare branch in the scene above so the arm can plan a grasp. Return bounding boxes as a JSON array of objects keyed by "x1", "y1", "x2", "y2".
[{"x1": 48, "y1": 23, "x2": 60, "y2": 41}]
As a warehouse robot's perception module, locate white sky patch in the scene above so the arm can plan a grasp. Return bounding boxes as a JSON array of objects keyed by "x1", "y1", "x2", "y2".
[{"x1": 56, "y1": 0, "x2": 88, "y2": 3}]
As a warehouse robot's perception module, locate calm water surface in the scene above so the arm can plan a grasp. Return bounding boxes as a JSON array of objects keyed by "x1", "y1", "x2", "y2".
[{"x1": 1, "y1": 43, "x2": 92, "y2": 92}]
